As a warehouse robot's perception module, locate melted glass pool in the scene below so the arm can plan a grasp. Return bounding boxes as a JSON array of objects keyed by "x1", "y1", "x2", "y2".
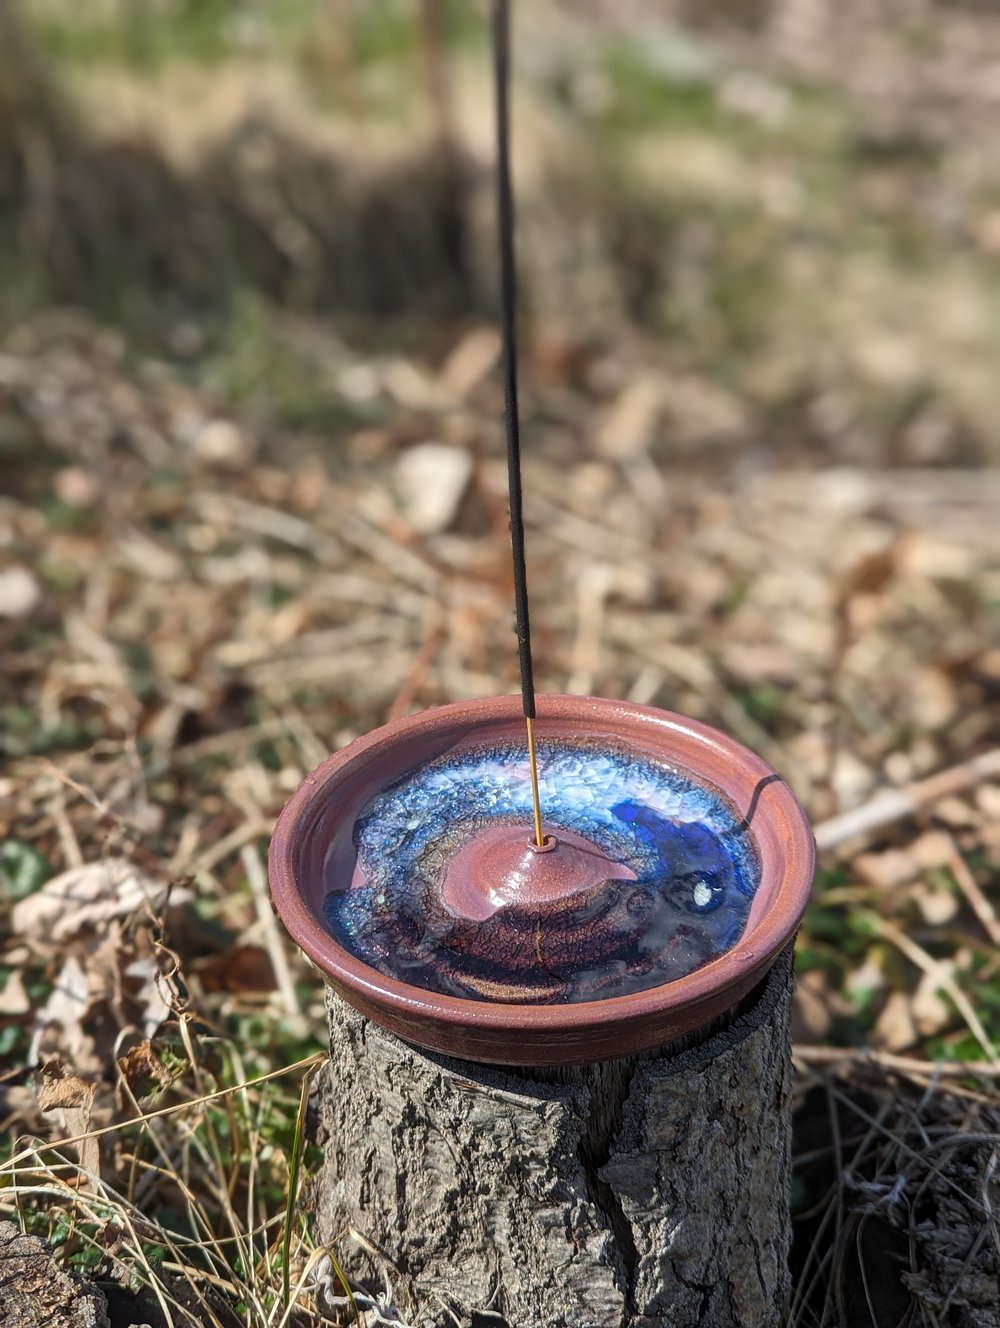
[{"x1": 324, "y1": 739, "x2": 760, "y2": 1004}]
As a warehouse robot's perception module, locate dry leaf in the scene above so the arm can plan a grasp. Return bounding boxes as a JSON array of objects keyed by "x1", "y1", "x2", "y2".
[
  {"x1": 895, "y1": 532, "x2": 974, "y2": 581},
  {"x1": 124, "y1": 953, "x2": 173, "y2": 1034},
  {"x1": 194, "y1": 944, "x2": 275, "y2": 994},
  {"x1": 596, "y1": 375, "x2": 662, "y2": 460},
  {"x1": 117, "y1": 1041, "x2": 173, "y2": 1104},
  {"x1": 660, "y1": 373, "x2": 747, "y2": 449},
  {"x1": 855, "y1": 847, "x2": 918, "y2": 889},
  {"x1": 12, "y1": 860, "x2": 188, "y2": 944},
  {"x1": 912, "y1": 881, "x2": 959, "y2": 927},
  {"x1": 720, "y1": 642, "x2": 801, "y2": 685},
  {"x1": 909, "y1": 831, "x2": 953, "y2": 869},
  {"x1": 791, "y1": 968, "x2": 851, "y2": 1043},
  {"x1": 437, "y1": 327, "x2": 500, "y2": 398},
  {"x1": 975, "y1": 785, "x2": 1000, "y2": 820},
  {"x1": 0, "y1": 969, "x2": 29, "y2": 1016},
  {"x1": 912, "y1": 970, "x2": 955, "y2": 1038},
  {"x1": 0, "y1": 1086, "x2": 43, "y2": 1135},
  {"x1": 37, "y1": 1058, "x2": 96, "y2": 1113},
  {"x1": 28, "y1": 954, "x2": 92, "y2": 1066},
  {"x1": 873, "y1": 990, "x2": 918, "y2": 1053},
  {"x1": 934, "y1": 796, "x2": 980, "y2": 828},
  {"x1": 845, "y1": 957, "x2": 887, "y2": 1006},
  {"x1": 37, "y1": 1059, "x2": 100, "y2": 1177}
]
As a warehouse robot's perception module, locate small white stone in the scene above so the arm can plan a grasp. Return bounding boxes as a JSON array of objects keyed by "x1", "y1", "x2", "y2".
[
  {"x1": 394, "y1": 443, "x2": 473, "y2": 535},
  {"x1": 0, "y1": 565, "x2": 41, "y2": 618},
  {"x1": 54, "y1": 466, "x2": 99, "y2": 508},
  {"x1": 194, "y1": 418, "x2": 252, "y2": 468}
]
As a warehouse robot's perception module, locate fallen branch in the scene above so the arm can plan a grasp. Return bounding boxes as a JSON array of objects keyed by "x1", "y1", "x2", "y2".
[
  {"x1": 813, "y1": 749, "x2": 1000, "y2": 852},
  {"x1": 793, "y1": 1045, "x2": 1000, "y2": 1080}
]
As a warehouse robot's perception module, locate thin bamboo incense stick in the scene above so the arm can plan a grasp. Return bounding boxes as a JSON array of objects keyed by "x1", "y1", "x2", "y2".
[{"x1": 492, "y1": 0, "x2": 546, "y2": 850}]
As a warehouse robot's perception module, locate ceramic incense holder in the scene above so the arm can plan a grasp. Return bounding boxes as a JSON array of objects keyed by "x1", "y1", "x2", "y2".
[{"x1": 268, "y1": 694, "x2": 814, "y2": 1065}]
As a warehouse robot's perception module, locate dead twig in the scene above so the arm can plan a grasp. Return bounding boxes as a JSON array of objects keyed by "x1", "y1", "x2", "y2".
[
  {"x1": 386, "y1": 604, "x2": 446, "y2": 722},
  {"x1": 941, "y1": 829, "x2": 1000, "y2": 948},
  {"x1": 793, "y1": 1045, "x2": 1000, "y2": 1083},
  {"x1": 190, "y1": 818, "x2": 274, "y2": 876},
  {"x1": 861, "y1": 912, "x2": 999, "y2": 1069},
  {"x1": 813, "y1": 749, "x2": 1000, "y2": 852},
  {"x1": 240, "y1": 843, "x2": 304, "y2": 1028}
]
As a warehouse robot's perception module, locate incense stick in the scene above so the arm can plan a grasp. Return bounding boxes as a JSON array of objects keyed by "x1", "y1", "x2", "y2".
[{"x1": 492, "y1": 0, "x2": 546, "y2": 849}]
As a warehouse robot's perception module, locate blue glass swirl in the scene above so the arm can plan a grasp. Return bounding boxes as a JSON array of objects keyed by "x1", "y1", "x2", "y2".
[{"x1": 324, "y1": 740, "x2": 760, "y2": 1004}]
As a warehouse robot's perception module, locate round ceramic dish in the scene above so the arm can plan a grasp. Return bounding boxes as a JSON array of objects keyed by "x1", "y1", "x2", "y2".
[{"x1": 268, "y1": 694, "x2": 814, "y2": 1065}]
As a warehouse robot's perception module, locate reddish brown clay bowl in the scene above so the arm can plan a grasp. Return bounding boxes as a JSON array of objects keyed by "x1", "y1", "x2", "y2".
[{"x1": 268, "y1": 694, "x2": 814, "y2": 1065}]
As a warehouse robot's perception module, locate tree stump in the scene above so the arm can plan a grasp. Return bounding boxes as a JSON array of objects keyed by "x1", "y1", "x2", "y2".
[
  {"x1": 0, "y1": 1220, "x2": 110, "y2": 1328},
  {"x1": 310, "y1": 943, "x2": 795, "y2": 1328}
]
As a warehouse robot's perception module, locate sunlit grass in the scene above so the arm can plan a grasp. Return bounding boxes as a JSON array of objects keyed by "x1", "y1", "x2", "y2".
[{"x1": 1, "y1": 1020, "x2": 332, "y2": 1326}]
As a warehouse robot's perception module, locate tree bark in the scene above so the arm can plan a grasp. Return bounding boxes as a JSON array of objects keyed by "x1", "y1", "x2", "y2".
[
  {"x1": 0, "y1": 1220, "x2": 110, "y2": 1328},
  {"x1": 311, "y1": 944, "x2": 795, "y2": 1328}
]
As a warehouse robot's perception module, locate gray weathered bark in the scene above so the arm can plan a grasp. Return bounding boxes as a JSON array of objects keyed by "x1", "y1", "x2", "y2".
[
  {"x1": 311, "y1": 944, "x2": 795, "y2": 1328},
  {"x1": 0, "y1": 1220, "x2": 110, "y2": 1328}
]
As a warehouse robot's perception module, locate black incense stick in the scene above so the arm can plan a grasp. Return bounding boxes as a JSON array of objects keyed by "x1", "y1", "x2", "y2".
[{"x1": 491, "y1": 0, "x2": 546, "y2": 848}]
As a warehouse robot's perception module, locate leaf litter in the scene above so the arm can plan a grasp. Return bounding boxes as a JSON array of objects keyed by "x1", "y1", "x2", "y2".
[
  {"x1": 0, "y1": 1, "x2": 999, "y2": 1324},
  {"x1": 13, "y1": 861, "x2": 188, "y2": 945}
]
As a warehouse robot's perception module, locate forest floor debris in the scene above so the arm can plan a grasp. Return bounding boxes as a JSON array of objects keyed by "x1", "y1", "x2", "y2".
[{"x1": 2, "y1": 2, "x2": 999, "y2": 1323}]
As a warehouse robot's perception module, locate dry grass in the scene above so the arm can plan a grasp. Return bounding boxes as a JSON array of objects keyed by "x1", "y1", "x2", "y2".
[
  {"x1": 1, "y1": 2, "x2": 999, "y2": 1323},
  {"x1": 2, "y1": 1038, "x2": 339, "y2": 1327},
  {"x1": 789, "y1": 1056, "x2": 1000, "y2": 1328},
  {"x1": 2, "y1": 298, "x2": 997, "y2": 1325}
]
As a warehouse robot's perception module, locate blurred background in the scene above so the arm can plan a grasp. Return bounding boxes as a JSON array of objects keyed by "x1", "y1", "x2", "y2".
[{"x1": 1, "y1": 3, "x2": 999, "y2": 1326}]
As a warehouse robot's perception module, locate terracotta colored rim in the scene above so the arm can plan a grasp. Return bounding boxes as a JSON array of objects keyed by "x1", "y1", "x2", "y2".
[{"x1": 268, "y1": 694, "x2": 814, "y2": 1065}]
